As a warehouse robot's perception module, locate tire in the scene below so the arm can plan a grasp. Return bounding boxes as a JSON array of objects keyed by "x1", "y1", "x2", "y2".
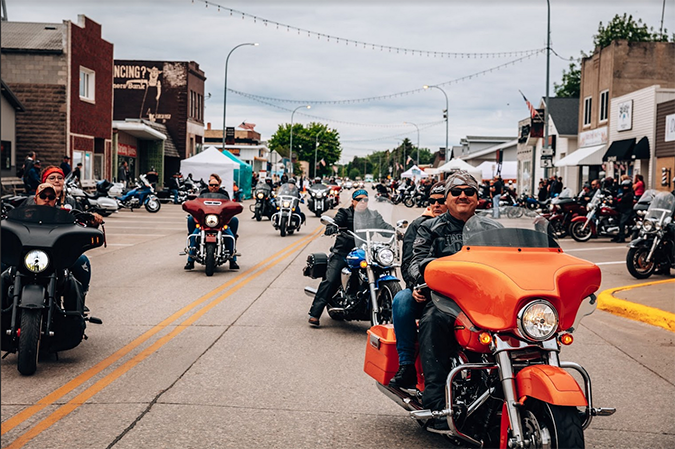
[
  {"x1": 371, "y1": 280, "x2": 401, "y2": 326},
  {"x1": 254, "y1": 205, "x2": 262, "y2": 221},
  {"x1": 521, "y1": 399, "x2": 584, "y2": 449},
  {"x1": 280, "y1": 216, "x2": 288, "y2": 237},
  {"x1": 18, "y1": 309, "x2": 42, "y2": 376},
  {"x1": 549, "y1": 217, "x2": 568, "y2": 239},
  {"x1": 145, "y1": 198, "x2": 161, "y2": 213},
  {"x1": 570, "y1": 221, "x2": 593, "y2": 242},
  {"x1": 626, "y1": 246, "x2": 656, "y2": 279},
  {"x1": 205, "y1": 242, "x2": 216, "y2": 276},
  {"x1": 403, "y1": 197, "x2": 414, "y2": 208}
]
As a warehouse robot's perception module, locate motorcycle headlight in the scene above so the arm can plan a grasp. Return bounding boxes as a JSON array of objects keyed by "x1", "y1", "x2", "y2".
[
  {"x1": 517, "y1": 300, "x2": 558, "y2": 341},
  {"x1": 24, "y1": 250, "x2": 49, "y2": 273},
  {"x1": 205, "y1": 214, "x2": 219, "y2": 227},
  {"x1": 257, "y1": 192, "x2": 264, "y2": 199},
  {"x1": 374, "y1": 247, "x2": 395, "y2": 266},
  {"x1": 282, "y1": 200, "x2": 291, "y2": 208},
  {"x1": 642, "y1": 220, "x2": 654, "y2": 232}
]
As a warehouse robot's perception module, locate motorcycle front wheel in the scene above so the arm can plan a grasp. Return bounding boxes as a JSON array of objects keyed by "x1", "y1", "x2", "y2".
[
  {"x1": 521, "y1": 399, "x2": 584, "y2": 449},
  {"x1": 403, "y1": 197, "x2": 414, "y2": 208},
  {"x1": 280, "y1": 216, "x2": 288, "y2": 237},
  {"x1": 18, "y1": 309, "x2": 42, "y2": 375},
  {"x1": 205, "y1": 242, "x2": 216, "y2": 276},
  {"x1": 145, "y1": 198, "x2": 161, "y2": 213},
  {"x1": 371, "y1": 280, "x2": 400, "y2": 326},
  {"x1": 570, "y1": 221, "x2": 593, "y2": 242},
  {"x1": 626, "y1": 246, "x2": 656, "y2": 279},
  {"x1": 549, "y1": 217, "x2": 568, "y2": 238}
]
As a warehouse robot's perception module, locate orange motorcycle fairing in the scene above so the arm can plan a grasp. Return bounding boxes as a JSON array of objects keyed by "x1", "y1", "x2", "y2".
[
  {"x1": 454, "y1": 313, "x2": 491, "y2": 354},
  {"x1": 515, "y1": 364, "x2": 587, "y2": 407}
]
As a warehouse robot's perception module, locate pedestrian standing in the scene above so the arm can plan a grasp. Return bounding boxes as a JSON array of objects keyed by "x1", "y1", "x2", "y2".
[
  {"x1": 633, "y1": 174, "x2": 645, "y2": 200},
  {"x1": 60, "y1": 155, "x2": 72, "y2": 177},
  {"x1": 118, "y1": 161, "x2": 129, "y2": 185},
  {"x1": 491, "y1": 176, "x2": 503, "y2": 218}
]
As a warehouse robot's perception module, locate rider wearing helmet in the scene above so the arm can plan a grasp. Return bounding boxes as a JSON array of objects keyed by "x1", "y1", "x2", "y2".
[{"x1": 611, "y1": 179, "x2": 634, "y2": 243}]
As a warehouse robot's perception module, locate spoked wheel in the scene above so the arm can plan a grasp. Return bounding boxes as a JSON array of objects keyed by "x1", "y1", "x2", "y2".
[
  {"x1": 626, "y1": 246, "x2": 656, "y2": 279},
  {"x1": 403, "y1": 197, "x2": 414, "y2": 208},
  {"x1": 521, "y1": 399, "x2": 584, "y2": 449},
  {"x1": 371, "y1": 281, "x2": 401, "y2": 326},
  {"x1": 145, "y1": 198, "x2": 161, "y2": 213},
  {"x1": 279, "y1": 216, "x2": 288, "y2": 237},
  {"x1": 570, "y1": 221, "x2": 593, "y2": 242},
  {"x1": 205, "y1": 242, "x2": 216, "y2": 276},
  {"x1": 549, "y1": 218, "x2": 568, "y2": 238},
  {"x1": 17, "y1": 309, "x2": 42, "y2": 376}
]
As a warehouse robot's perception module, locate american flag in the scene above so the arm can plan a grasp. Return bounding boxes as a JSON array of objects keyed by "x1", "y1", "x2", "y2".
[
  {"x1": 320, "y1": 158, "x2": 326, "y2": 167},
  {"x1": 519, "y1": 91, "x2": 542, "y2": 120},
  {"x1": 406, "y1": 155, "x2": 412, "y2": 164},
  {"x1": 238, "y1": 121, "x2": 256, "y2": 131}
]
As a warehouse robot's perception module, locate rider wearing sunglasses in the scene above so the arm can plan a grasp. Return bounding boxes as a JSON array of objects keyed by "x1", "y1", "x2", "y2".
[{"x1": 406, "y1": 170, "x2": 480, "y2": 430}]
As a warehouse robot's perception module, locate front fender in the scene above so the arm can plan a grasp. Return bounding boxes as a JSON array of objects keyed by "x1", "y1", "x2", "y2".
[
  {"x1": 570, "y1": 216, "x2": 588, "y2": 224},
  {"x1": 19, "y1": 284, "x2": 46, "y2": 309},
  {"x1": 628, "y1": 237, "x2": 652, "y2": 249},
  {"x1": 516, "y1": 365, "x2": 587, "y2": 407}
]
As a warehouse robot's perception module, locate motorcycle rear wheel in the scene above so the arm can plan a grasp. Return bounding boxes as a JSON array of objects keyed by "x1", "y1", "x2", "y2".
[
  {"x1": 626, "y1": 246, "x2": 656, "y2": 279},
  {"x1": 403, "y1": 197, "x2": 414, "y2": 208},
  {"x1": 549, "y1": 217, "x2": 568, "y2": 238},
  {"x1": 205, "y1": 242, "x2": 216, "y2": 276},
  {"x1": 521, "y1": 399, "x2": 584, "y2": 449},
  {"x1": 280, "y1": 216, "x2": 288, "y2": 237},
  {"x1": 570, "y1": 221, "x2": 593, "y2": 242},
  {"x1": 18, "y1": 309, "x2": 42, "y2": 376},
  {"x1": 145, "y1": 198, "x2": 161, "y2": 213},
  {"x1": 371, "y1": 280, "x2": 400, "y2": 326}
]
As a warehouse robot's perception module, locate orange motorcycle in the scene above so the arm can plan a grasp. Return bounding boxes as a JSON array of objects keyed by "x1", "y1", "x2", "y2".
[{"x1": 365, "y1": 214, "x2": 614, "y2": 448}]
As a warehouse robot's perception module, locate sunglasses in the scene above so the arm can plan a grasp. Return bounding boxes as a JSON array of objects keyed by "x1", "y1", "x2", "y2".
[
  {"x1": 208, "y1": 184, "x2": 219, "y2": 187},
  {"x1": 39, "y1": 192, "x2": 56, "y2": 201},
  {"x1": 449, "y1": 187, "x2": 477, "y2": 197},
  {"x1": 355, "y1": 197, "x2": 369, "y2": 202},
  {"x1": 428, "y1": 198, "x2": 445, "y2": 205}
]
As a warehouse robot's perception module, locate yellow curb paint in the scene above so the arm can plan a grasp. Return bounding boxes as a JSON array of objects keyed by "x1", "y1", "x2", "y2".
[{"x1": 597, "y1": 279, "x2": 675, "y2": 333}]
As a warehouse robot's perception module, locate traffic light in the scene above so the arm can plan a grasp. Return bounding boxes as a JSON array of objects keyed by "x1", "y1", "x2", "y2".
[{"x1": 443, "y1": 109, "x2": 447, "y2": 119}]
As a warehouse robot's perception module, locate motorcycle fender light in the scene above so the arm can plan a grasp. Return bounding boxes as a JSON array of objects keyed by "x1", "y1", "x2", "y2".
[
  {"x1": 276, "y1": 206, "x2": 280, "y2": 210},
  {"x1": 292, "y1": 207, "x2": 296, "y2": 212},
  {"x1": 223, "y1": 225, "x2": 228, "y2": 230},
  {"x1": 196, "y1": 224, "x2": 200, "y2": 229},
  {"x1": 359, "y1": 260, "x2": 368, "y2": 268},
  {"x1": 478, "y1": 332, "x2": 492, "y2": 345},
  {"x1": 559, "y1": 333, "x2": 574, "y2": 346}
]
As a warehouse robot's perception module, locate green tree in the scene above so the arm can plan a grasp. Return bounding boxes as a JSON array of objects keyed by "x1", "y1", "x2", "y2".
[
  {"x1": 553, "y1": 62, "x2": 581, "y2": 98},
  {"x1": 268, "y1": 122, "x2": 341, "y2": 176},
  {"x1": 593, "y1": 13, "x2": 671, "y2": 50}
]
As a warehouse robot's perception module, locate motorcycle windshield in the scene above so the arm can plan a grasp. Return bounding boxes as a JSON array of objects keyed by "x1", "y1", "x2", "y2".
[
  {"x1": 278, "y1": 183, "x2": 299, "y2": 196},
  {"x1": 463, "y1": 214, "x2": 560, "y2": 249},
  {"x1": 587, "y1": 189, "x2": 603, "y2": 209},
  {"x1": 636, "y1": 189, "x2": 658, "y2": 205},
  {"x1": 255, "y1": 181, "x2": 271, "y2": 193},
  {"x1": 552, "y1": 188, "x2": 574, "y2": 203},
  {"x1": 309, "y1": 184, "x2": 329, "y2": 193},
  {"x1": 645, "y1": 192, "x2": 675, "y2": 223},
  {"x1": 353, "y1": 200, "x2": 396, "y2": 247}
]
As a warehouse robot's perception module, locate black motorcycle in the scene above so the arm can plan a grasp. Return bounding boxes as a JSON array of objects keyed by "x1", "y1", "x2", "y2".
[
  {"x1": 307, "y1": 183, "x2": 331, "y2": 217},
  {"x1": 1, "y1": 206, "x2": 104, "y2": 375},
  {"x1": 250, "y1": 180, "x2": 276, "y2": 221},
  {"x1": 626, "y1": 191, "x2": 675, "y2": 279},
  {"x1": 272, "y1": 183, "x2": 303, "y2": 236}
]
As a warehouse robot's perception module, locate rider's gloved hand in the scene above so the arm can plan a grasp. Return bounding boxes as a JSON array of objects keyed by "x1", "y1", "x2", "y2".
[{"x1": 324, "y1": 224, "x2": 338, "y2": 236}]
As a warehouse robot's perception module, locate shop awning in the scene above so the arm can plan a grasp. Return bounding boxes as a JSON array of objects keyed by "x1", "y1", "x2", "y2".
[
  {"x1": 631, "y1": 136, "x2": 650, "y2": 160},
  {"x1": 555, "y1": 144, "x2": 606, "y2": 167},
  {"x1": 603, "y1": 138, "x2": 635, "y2": 162}
]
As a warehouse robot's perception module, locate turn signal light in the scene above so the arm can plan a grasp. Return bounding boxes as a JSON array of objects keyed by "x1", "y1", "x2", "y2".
[
  {"x1": 478, "y1": 332, "x2": 492, "y2": 345},
  {"x1": 359, "y1": 261, "x2": 368, "y2": 268},
  {"x1": 559, "y1": 333, "x2": 574, "y2": 345}
]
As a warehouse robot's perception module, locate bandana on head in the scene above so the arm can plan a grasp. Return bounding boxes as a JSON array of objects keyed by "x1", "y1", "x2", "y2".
[
  {"x1": 41, "y1": 167, "x2": 65, "y2": 183},
  {"x1": 430, "y1": 182, "x2": 446, "y2": 196},
  {"x1": 352, "y1": 189, "x2": 368, "y2": 200},
  {"x1": 445, "y1": 170, "x2": 479, "y2": 197}
]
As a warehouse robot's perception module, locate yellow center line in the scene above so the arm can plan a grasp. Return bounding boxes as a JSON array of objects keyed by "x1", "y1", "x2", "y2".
[{"x1": 2, "y1": 226, "x2": 322, "y2": 439}]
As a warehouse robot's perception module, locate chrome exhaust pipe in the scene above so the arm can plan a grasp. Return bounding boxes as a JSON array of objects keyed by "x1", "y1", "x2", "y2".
[
  {"x1": 304, "y1": 286, "x2": 317, "y2": 298},
  {"x1": 376, "y1": 382, "x2": 423, "y2": 413}
]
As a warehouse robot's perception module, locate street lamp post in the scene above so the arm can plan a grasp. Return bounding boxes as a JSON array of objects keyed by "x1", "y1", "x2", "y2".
[
  {"x1": 222, "y1": 42, "x2": 258, "y2": 152},
  {"x1": 404, "y1": 121, "x2": 420, "y2": 166},
  {"x1": 314, "y1": 128, "x2": 326, "y2": 179},
  {"x1": 289, "y1": 105, "x2": 311, "y2": 177},
  {"x1": 423, "y1": 85, "x2": 449, "y2": 160}
]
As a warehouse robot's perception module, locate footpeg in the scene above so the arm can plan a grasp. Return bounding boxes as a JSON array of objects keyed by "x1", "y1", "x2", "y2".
[
  {"x1": 179, "y1": 251, "x2": 187, "y2": 256},
  {"x1": 304, "y1": 286, "x2": 317, "y2": 298},
  {"x1": 86, "y1": 316, "x2": 103, "y2": 325},
  {"x1": 592, "y1": 407, "x2": 616, "y2": 416}
]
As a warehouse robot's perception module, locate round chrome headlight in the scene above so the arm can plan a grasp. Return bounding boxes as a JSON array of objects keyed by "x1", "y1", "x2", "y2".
[
  {"x1": 642, "y1": 220, "x2": 655, "y2": 232},
  {"x1": 374, "y1": 247, "x2": 395, "y2": 266},
  {"x1": 24, "y1": 250, "x2": 49, "y2": 273},
  {"x1": 257, "y1": 192, "x2": 264, "y2": 199},
  {"x1": 517, "y1": 300, "x2": 559, "y2": 341},
  {"x1": 282, "y1": 200, "x2": 291, "y2": 208},
  {"x1": 205, "y1": 214, "x2": 219, "y2": 227}
]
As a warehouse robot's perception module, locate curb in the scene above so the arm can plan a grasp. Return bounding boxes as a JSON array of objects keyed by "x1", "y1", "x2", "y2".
[{"x1": 596, "y1": 279, "x2": 675, "y2": 333}]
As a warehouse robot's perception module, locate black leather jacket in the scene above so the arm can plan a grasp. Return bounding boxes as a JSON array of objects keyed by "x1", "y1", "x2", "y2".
[
  {"x1": 408, "y1": 212, "x2": 467, "y2": 285},
  {"x1": 328, "y1": 206, "x2": 392, "y2": 256},
  {"x1": 401, "y1": 214, "x2": 433, "y2": 289}
]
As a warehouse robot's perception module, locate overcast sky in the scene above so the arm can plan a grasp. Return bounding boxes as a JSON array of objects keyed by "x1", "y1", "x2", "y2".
[{"x1": 6, "y1": 0, "x2": 673, "y2": 163}]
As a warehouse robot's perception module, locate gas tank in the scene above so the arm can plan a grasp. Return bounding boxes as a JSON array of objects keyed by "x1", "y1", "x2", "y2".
[{"x1": 346, "y1": 248, "x2": 366, "y2": 269}]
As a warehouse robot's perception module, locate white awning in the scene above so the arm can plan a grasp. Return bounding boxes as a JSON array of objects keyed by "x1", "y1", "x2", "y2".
[
  {"x1": 555, "y1": 144, "x2": 606, "y2": 167},
  {"x1": 113, "y1": 120, "x2": 166, "y2": 140}
]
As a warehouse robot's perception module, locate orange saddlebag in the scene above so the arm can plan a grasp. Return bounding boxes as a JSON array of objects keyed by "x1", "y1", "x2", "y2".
[{"x1": 364, "y1": 324, "x2": 399, "y2": 385}]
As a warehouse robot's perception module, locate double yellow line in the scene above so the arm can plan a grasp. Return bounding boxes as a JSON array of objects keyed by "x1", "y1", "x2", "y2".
[{"x1": 2, "y1": 226, "x2": 323, "y2": 448}]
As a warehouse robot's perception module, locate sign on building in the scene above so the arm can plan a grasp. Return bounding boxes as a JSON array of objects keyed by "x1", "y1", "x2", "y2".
[
  {"x1": 666, "y1": 113, "x2": 675, "y2": 142},
  {"x1": 617, "y1": 100, "x2": 633, "y2": 131}
]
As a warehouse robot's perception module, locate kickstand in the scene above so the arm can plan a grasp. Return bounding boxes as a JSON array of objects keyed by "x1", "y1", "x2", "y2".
[{"x1": 2, "y1": 352, "x2": 11, "y2": 359}]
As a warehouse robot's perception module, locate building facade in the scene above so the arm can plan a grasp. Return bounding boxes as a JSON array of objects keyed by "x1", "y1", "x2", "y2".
[
  {"x1": 1, "y1": 15, "x2": 114, "y2": 182},
  {"x1": 1, "y1": 80, "x2": 25, "y2": 181}
]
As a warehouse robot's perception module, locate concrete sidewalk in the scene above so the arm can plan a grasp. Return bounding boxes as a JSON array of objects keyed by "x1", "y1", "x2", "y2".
[{"x1": 597, "y1": 278, "x2": 675, "y2": 332}]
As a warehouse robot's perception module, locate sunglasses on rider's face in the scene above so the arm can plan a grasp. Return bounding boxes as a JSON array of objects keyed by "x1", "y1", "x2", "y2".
[
  {"x1": 39, "y1": 192, "x2": 56, "y2": 201},
  {"x1": 209, "y1": 183, "x2": 219, "y2": 187},
  {"x1": 355, "y1": 197, "x2": 368, "y2": 202},
  {"x1": 428, "y1": 198, "x2": 445, "y2": 205},
  {"x1": 449, "y1": 187, "x2": 477, "y2": 197}
]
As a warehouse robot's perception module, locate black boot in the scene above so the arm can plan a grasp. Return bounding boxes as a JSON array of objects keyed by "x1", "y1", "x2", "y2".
[
  {"x1": 388, "y1": 363, "x2": 417, "y2": 389},
  {"x1": 184, "y1": 260, "x2": 194, "y2": 270}
]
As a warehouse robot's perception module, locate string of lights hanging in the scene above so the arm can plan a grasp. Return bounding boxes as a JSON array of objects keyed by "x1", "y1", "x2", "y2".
[
  {"x1": 194, "y1": 0, "x2": 545, "y2": 59},
  {"x1": 341, "y1": 122, "x2": 445, "y2": 143},
  {"x1": 228, "y1": 50, "x2": 544, "y2": 106}
]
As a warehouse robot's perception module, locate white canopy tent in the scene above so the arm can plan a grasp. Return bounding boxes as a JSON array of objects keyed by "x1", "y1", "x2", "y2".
[
  {"x1": 401, "y1": 165, "x2": 429, "y2": 179},
  {"x1": 180, "y1": 147, "x2": 237, "y2": 196},
  {"x1": 437, "y1": 158, "x2": 482, "y2": 182},
  {"x1": 477, "y1": 160, "x2": 518, "y2": 181}
]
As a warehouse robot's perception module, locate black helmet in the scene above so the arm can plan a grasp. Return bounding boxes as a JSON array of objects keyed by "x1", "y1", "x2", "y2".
[
  {"x1": 621, "y1": 179, "x2": 632, "y2": 187},
  {"x1": 314, "y1": 177, "x2": 321, "y2": 184}
]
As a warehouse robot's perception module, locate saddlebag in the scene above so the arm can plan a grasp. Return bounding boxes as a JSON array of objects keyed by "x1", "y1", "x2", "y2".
[
  {"x1": 303, "y1": 253, "x2": 328, "y2": 279},
  {"x1": 364, "y1": 324, "x2": 399, "y2": 385}
]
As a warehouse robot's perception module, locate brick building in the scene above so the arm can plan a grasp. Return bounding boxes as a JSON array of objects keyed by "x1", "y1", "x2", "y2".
[
  {"x1": 113, "y1": 60, "x2": 205, "y2": 184},
  {"x1": 1, "y1": 15, "x2": 114, "y2": 182},
  {"x1": 1, "y1": 80, "x2": 25, "y2": 180}
]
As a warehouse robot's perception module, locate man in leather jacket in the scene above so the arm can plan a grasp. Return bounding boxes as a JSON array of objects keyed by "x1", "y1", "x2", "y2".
[
  {"x1": 409, "y1": 170, "x2": 480, "y2": 430},
  {"x1": 307, "y1": 189, "x2": 392, "y2": 327},
  {"x1": 388, "y1": 182, "x2": 448, "y2": 388}
]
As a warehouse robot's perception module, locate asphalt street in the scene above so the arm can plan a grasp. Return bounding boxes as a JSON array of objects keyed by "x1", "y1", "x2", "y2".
[{"x1": 1, "y1": 191, "x2": 674, "y2": 449}]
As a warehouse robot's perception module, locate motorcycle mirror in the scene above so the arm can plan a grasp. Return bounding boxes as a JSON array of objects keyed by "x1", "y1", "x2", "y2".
[
  {"x1": 320, "y1": 215, "x2": 336, "y2": 227},
  {"x1": 396, "y1": 219, "x2": 409, "y2": 229}
]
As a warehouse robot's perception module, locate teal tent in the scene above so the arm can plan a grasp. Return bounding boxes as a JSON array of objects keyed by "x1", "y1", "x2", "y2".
[{"x1": 221, "y1": 149, "x2": 252, "y2": 200}]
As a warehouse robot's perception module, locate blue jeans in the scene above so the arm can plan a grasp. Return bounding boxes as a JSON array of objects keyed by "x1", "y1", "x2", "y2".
[
  {"x1": 187, "y1": 216, "x2": 239, "y2": 262},
  {"x1": 492, "y1": 194, "x2": 501, "y2": 218},
  {"x1": 392, "y1": 288, "x2": 427, "y2": 365}
]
